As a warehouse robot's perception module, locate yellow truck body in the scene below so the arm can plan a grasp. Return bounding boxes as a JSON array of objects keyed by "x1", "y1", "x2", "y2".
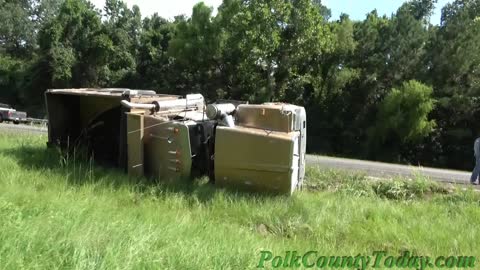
[{"x1": 45, "y1": 88, "x2": 306, "y2": 194}]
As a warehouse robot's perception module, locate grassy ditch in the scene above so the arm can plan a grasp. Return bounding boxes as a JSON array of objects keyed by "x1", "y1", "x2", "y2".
[{"x1": 0, "y1": 133, "x2": 479, "y2": 269}]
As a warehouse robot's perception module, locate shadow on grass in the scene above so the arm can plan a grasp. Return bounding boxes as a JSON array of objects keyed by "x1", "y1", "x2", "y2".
[{"x1": 2, "y1": 144, "x2": 284, "y2": 204}]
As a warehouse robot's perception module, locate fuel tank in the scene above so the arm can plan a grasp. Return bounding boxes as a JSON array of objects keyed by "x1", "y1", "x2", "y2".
[{"x1": 213, "y1": 104, "x2": 306, "y2": 194}]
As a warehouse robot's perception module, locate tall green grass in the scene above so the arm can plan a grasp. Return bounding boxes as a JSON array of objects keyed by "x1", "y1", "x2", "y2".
[{"x1": 0, "y1": 133, "x2": 479, "y2": 269}]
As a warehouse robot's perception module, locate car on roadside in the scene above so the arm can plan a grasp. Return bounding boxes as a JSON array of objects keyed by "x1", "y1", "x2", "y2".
[{"x1": 0, "y1": 103, "x2": 28, "y2": 124}]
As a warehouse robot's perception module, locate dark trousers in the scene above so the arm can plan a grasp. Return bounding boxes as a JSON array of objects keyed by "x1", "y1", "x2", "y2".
[{"x1": 471, "y1": 156, "x2": 480, "y2": 183}]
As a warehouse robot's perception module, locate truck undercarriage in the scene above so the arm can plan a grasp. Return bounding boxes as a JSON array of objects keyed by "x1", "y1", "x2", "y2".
[{"x1": 45, "y1": 88, "x2": 306, "y2": 194}]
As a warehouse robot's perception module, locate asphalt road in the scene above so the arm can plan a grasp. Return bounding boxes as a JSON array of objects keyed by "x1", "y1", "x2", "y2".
[
  {"x1": 0, "y1": 123, "x2": 48, "y2": 134},
  {"x1": 0, "y1": 123, "x2": 474, "y2": 186},
  {"x1": 306, "y1": 155, "x2": 472, "y2": 186}
]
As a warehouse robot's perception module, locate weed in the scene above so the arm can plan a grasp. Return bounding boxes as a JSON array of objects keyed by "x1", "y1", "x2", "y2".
[{"x1": 0, "y1": 133, "x2": 479, "y2": 269}]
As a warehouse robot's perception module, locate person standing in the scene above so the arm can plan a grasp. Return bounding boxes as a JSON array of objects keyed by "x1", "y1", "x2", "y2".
[{"x1": 471, "y1": 137, "x2": 480, "y2": 185}]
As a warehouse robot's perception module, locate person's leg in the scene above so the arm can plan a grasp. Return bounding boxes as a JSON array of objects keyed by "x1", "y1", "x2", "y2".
[{"x1": 471, "y1": 156, "x2": 480, "y2": 184}]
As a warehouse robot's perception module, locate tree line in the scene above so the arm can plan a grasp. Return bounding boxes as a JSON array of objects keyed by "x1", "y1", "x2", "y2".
[{"x1": 1, "y1": 0, "x2": 479, "y2": 170}]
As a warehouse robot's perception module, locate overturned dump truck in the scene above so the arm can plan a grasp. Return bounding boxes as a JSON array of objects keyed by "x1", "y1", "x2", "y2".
[{"x1": 45, "y1": 88, "x2": 306, "y2": 194}]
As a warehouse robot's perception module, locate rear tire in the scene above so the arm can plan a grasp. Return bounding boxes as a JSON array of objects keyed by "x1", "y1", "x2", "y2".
[{"x1": 13, "y1": 120, "x2": 19, "y2": 125}]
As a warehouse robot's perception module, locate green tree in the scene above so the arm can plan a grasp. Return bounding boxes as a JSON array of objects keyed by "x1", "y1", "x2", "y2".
[
  {"x1": 424, "y1": 0, "x2": 480, "y2": 169},
  {"x1": 277, "y1": 0, "x2": 336, "y2": 104},
  {"x1": 312, "y1": 0, "x2": 331, "y2": 20},
  {"x1": 369, "y1": 80, "x2": 436, "y2": 160},
  {"x1": 168, "y1": 2, "x2": 222, "y2": 98},
  {"x1": 37, "y1": 0, "x2": 113, "y2": 88},
  {"x1": 330, "y1": 1, "x2": 435, "y2": 158},
  {"x1": 101, "y1": 0, "x2": 141, "y2": 85},
  {"x1": 216, "y1": 0, "x2": 292, "y2": 102},
  {"x1": 0, "y1": 55, "x2": 28, "y2": 105},
  {"x1": 0, "y1": 0, "x2": 37, "y2": 58},
  {"x1": 135, "y1": 14, "x2": 174, "y2": 91},
  {"x1": 302, "y1": 14, "x2": 358, "y2": 154},
  {"x1": 383, "y1": 1, "x2": 433, "y2": 86},
  {"x1": 34, "y1": 0, "x2": 64, "y2": 25}
]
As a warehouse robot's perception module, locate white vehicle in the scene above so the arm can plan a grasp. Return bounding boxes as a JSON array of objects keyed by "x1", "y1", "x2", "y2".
[{"x1": 0, "y1": 103, "x2": 28, "y2": 124}]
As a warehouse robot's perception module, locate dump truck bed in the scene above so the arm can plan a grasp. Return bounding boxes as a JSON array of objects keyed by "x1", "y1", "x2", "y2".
[{"x1": 45, "y1": 88, "x2": 181, "y2": 168}]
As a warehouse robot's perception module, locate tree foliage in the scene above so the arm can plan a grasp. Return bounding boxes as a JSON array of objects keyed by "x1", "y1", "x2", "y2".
[{"x1": 371, "y1": 80, "x2": 436, "y2": 144}]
